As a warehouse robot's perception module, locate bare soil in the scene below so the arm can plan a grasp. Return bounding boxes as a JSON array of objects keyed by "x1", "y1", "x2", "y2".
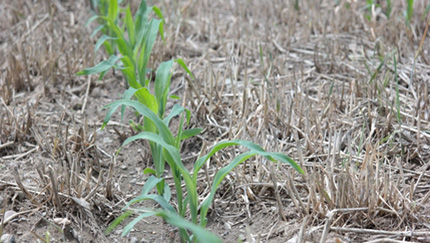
[{"x1": 1, "y1": 0, "x2": 430, "y2": 242}]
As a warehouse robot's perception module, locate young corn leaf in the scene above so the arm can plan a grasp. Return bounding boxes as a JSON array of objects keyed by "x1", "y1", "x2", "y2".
[
  {"x1": 135, "y1": 88, "x2": 158, "y2": 114},
  {"x1": 175, "y1": 113, "x2": 186, "y2": 148},
  {"x1": 76, "y1": 55, "x2": 120, "y2": 76},
  {"x1": 193, "y1": 139, "x2": 304, "y2": 178},
  {"x1": 199, "y1": 151, "x2": 257, "y2": 226},
  {"x1": 163, "y1": 181, "x2": 171, "y2": 201},
  {"x1": 175, "y1": 58, "x2": 195, "y2": 80},
  {"x1": 185, "y1": 109, "x2": 191, "y2": 125},
  {"x1": 91, "y1": 24, "x2": 105, "y2": 37},
  {"x1": 85, "y1": 15, "x2": 99, "y2": 28},
  {"x1": 102, "y1": 99, "x2": 175, "y2": 145},
  {"x1": 120, "y1": 87, "x2": 139, "y2": 122},
  {"x1": 108, "y1": 0, "x2": 119, "y2": 22},
  {"x1": 179, "y1": 128, "x2": 202, "y2": 141},
  {"x1": 125, "y1": 6, "x2": 135, "y2": 47},
  {"x1": 163, "y1": 104, "x2": 186, "y2": 125},
  {"x1": 197, "y1": 144, "x2": 303, "y2": 225},
  {"x1": 152, "y1": 6, "x2": 165, "y2": 42},
  {"x1": 121, "y1": 209, "x2": 222, "y2": 243},
  {"x1": 134, "y1": 1, "x2": 149, "y2": 43},
  {"x1": 154, "y1": 60, "x2": 173, "y2": 118},
  {"x1": 104, "y1": 210, "x2": 133, "y2": 235},
  {"x1": 143, "y1": 167, "x2": 157, "y2": 175},
  {"x1": 140, "y1": 175, "x2": 163, "y2": 195},
  {"x1": 125, "y1": 194, "x2": 175, "y2": 213},
  {"x1": 95, "y1": 35, "x2": 117, "y2": 53},
  {"x1": 159, "y1": 211, "x2": 222, "y2": 243},
  {"x1": 138, "y1": 19, "x2": 162, "y2": 87},
  {"x1": 121, "y1": 211, "x2": 158, "y2": 237}
]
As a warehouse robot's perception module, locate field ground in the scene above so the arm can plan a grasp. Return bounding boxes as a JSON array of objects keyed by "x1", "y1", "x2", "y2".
[{"x1": 1, "y1": 0, "x2": 430, "y2": 242}]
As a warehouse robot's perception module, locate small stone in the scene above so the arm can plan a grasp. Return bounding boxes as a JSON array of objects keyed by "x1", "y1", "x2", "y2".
[
  {"x1": 130, "y1": 237, "x2": 138, "y2": 243},
  {"x1": 120, "y1": 165, "x2": 128, "y2": 170},
  {"x1": 238, "y1": 234, "x2": 246, "y2": 241},
  {"x1": 114, "y1": 229, "x2": 122, "y2": 235},
  {"x1": 103, "y1": 137, "x2": 112, "y2": 143},
  {"x1": 129, "y1": 178, "x2": 137, "y2": 185},
  {"x1": 1, "y1": 234, "x2": 16, "y2": 243},
  {"x1": 91, "y1": 87, "x2": 107, "y2": 98},
  {"x1": 4, "y1": 210, "x2": 17, "y2": 222},
  {"x1": 223, "y1": 222, "x2": 232, "y2": 230}
]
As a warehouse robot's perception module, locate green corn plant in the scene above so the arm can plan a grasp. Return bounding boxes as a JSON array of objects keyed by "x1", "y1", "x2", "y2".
[
  {"x1": 79, "y1": 0, "x2": 166, "y2": 86},
  {"x1": 102, "y1": 99, "x2": 305, "y2": 242},
  {"x1": 77, "y1": 0, "x2": 194, "y2": 194},
  {"x1": 405, "y1": 0, "x2": 414, "y2": 27}
]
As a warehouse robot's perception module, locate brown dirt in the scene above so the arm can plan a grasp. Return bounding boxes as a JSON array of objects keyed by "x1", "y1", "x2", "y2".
[{"x1": 1, "y1": 0, "x2": 430, "y2": 242}]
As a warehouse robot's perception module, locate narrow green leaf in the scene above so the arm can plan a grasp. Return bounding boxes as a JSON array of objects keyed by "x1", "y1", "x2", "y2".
[
  {"x1": 135, "y1": 0, "x2": 149, "y2": 40},
  {"x1": 143, "y1": 168, "x2": 157, "y2": 175},
  {"x1": 155, "y1": 60, "x2": 173, "y2": 118},
  {"x1": 175, "y1": 58, "x2": 195, "y2": 80},
  {"x1": 104, "y1": 211, "x2": 133, "y2": 235},
  {"x1": 120, "y1": 87, "x2": 138, "y2": 121},
  {"x1": 121, "y1": 68, "x2": 139, "y2": 90},
  {"x1": 141, "y1": 175, "x2": 163, "y2": 195},
  {"x1": 91, "y1": 25, "x2": 105, "y2": 38},
  {"x1": 163, "y1": 181, "x2": 171, "y2": 202},
  {"x1": 158, "y1": 211, "x2": 222, "y2": 243},
  {"x1": 368, "y1": 59, "x2": 385, "y2": 84},
  {"x1": 95, "y1": 35, "x2": 117, "y2": 53},
  {"x1": 152, "y1": 6, "x2": 165, "y2": 42},
  {"x1": 102, "y1": 40, "x2": 115, "y2": 55},
  {"x1": 180, "y1": 128, "x2": 202, "y2": 141},
  {"x1": 138, "y1": 19, "x2": 162, "y2": 84},
  {"x1": 125, "y1": 6, "x2": 135, "y2": 47},
  {"x1": 163, "y1": 104, "x2": 185, "y2": 126},
  {"x1": 193, "y1": 139, "x2": 304, "y2": 179},
  {"x1": 135, "y1": 87, "x2": 158, "y2": 114},
  {"x1": 76, "y1": 55, "x2": 120, "y2": 76},
  {"x1": 121, "y1": 211, "x2": 157, "y2": 237},
  {"x1": 152, "y1": 6, "x2": 164, "y2": 20},
  {"x1": 108, "y1": 0, "x2": 119, "y2": 22},
  {"x1": 199, "y1": 151, "x2": 256, "y2": 225},
  {"x1": 85, "y1": 15, "x2": 99, "y2": 28},
  {"x1": 103, "y1": 99, "x2": 175, "y2": 144},
  {"x1": 185, "y1": 109, "x2": 191, "y2": 125},
  {"x1": 125, "y1": 192, "x2": 175, "y2": 213},
  {"x1": 175, "y1": 113, "x2": 185, "y2": 148}
]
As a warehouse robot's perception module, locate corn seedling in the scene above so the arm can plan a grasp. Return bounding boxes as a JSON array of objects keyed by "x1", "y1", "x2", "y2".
[
  {"x1": 77, "y1": 0, "x2": 194, "y2": 194},
  {"x1": 405, "y1": 0, "x2": 414, "y2": 26},
  {"x1": 102, "y1": 99, "x2": 304, "y2": 242}
]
